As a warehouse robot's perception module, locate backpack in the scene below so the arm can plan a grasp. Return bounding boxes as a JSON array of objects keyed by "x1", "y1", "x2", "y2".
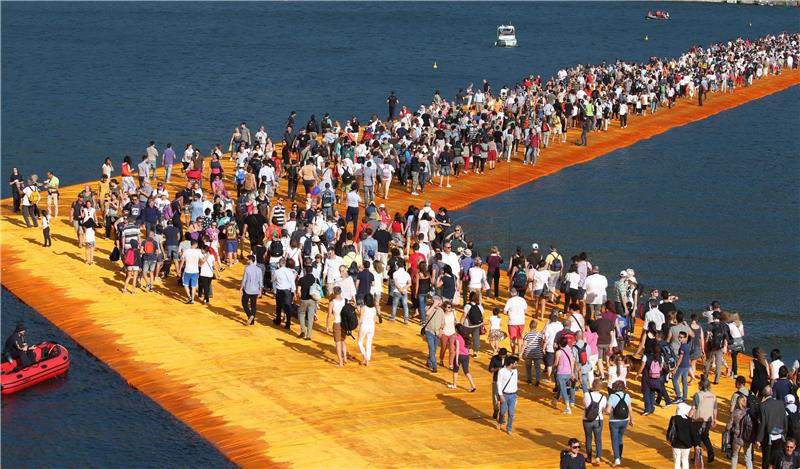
[
  {"x1": 584, "y1": 393, "x2": 601, "y2": 422},
  {"x1": 321, "y1": 190, "x2": 335, "y2": 208},
  {"x1": 225, "y1": 222, "x2": 237, "y2": 239},
  {"x1": 467, "y1": 304, "x2": 483, "y2": 326},
  {"x1": 340, "y1": 303, "x2": 358, "y2": 337},
  {"x1": 341, "y1": 170, "x2": 354, "y2": 185},
  {"x1": 612, "y1": 392, "x2": 630, "y2": 420},
  {"x1": 550, "y1": 255, "x2": 562, "y2": 272},
  {"x1": 648, "y1": 355, "x2": 663, "y2": 379},
  {"x1": 661, "y1": 343, "x2": 678, "y2": 369},
  {"x1": 324, "y1": 225, "x2": 336, "y2": 244},
  {"x1": 268, "y1": 239, "x2": 284, "y2": 258},
  {"x1": 27, "y1": 187, "x2": 40, "y2": 205},
  {"x1": 124, "y1": 249, "x2": 136, "y2": 266},
  {"x1": 512, "y1": 270, "x2": 527, "y2": 291},
  {"x1": 740, "y1": 412, "x2": 756, "y2": 444},
  {"x1": 575, "y1": 343, "x2": 588, "y2": 366},
  {"x1": 142, "y1": 239, "x2": 156, "y2": 255},
  {"x1": 302, "y1": 236, "x2": 312, "y2": 257},
  {"x1": 709, "y1": 322, "x2": 726, "y2": 350},
  {"x1": 559, "y1": 330, "x2": 577, "y2": 348}
]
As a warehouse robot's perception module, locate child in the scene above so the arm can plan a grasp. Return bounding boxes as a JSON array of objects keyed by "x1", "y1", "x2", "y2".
[
  {"x1": 487, "y1": 307, "x2": 507, "y2": 355},
  {"x1": 41, "y1": 210, "x2": 51, "y2": 247},
  {"x1": 84, "y1": 219, "x2": 96, "y2": 265}
]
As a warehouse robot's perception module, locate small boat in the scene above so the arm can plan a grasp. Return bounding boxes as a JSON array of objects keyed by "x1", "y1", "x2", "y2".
[
  {"x1": 495, "y1": 24, "x2": 517, "y2": 48},
  {"x1": 645, "y1": 10, "x2": 670, "y2": 20},
  {"x1": 1, "y1": 342, "x2": 70, "y2": 395}
]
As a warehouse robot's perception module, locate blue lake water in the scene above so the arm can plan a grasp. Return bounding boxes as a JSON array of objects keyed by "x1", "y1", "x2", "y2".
[{"x1": 2, "y1": 2, "x2": 799, "y2": 466}]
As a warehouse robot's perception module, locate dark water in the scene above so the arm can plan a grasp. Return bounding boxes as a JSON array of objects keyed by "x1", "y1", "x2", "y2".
[
  {"x1": 0, "y1": 289, "x2": 235, "y2": 468},
  {"x1": 455, "y1": 86, "x2": 800, "y2": 358},
  {"x1": 2, "y1": 2, "x2": 799, "y2": 466},
  {"x1": 2, "y1": 1, "x2": 799, "y2": 194}
]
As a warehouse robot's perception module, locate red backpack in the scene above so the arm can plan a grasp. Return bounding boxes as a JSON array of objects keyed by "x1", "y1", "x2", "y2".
[
  {"x1": 124, "y1": 249, "x2": 136, "y2": 266},
  {"x1": 142, "y1": 239, "x2": 156, "y2": 255}
]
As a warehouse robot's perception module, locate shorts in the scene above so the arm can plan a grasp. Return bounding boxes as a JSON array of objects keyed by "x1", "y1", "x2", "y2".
[
  {"x1": 597, "y1": 345, "x2": 610, "y2": 360},
  {"x1": 126, "y1": 265, "x2": 140, "y2": 272},
  {"x1": 545, "y1": 352, "x2": 555, "y2": 367},
  {"x1": 182, "y1": 272, "x2": 199, "y2": 288},
  {"x1": 488, "y1": 329, "x2": 507, "y2": 341},
  {"x1": 534, "y1": 289, "x2": 545, "y2": 298},
  {"x1": 440, "y1": 166, "x2": 451, "y2": 176},
  {"x1": 333, "y1": 323, "x2": 346, "y2": 342},
  {"x1": 166, "y1": 245, "x2": 179, "y2": 260},
  {"x1": 143, "y1": 260, "x2": 156, "y2": 273},
  {"x1": 73, "y1": 220, "x2": 82, "y2": 232},
  {"x1": 454, "y1": 354, "x2": 470, "y2": 373},
  {"x1": 85, "y1": 241, "x2": 95, "y2": 247},
  {"x1": 227, "y1": 240, "x2": 239, "y2": 252},
  {"x1": 508, "y1": 324, "x2": 524, "y2": 340}
]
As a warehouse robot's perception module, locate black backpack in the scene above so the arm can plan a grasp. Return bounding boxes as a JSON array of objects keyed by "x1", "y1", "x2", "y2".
[
  {"x1": 268, "y1": 239, "x2": 284, "y2": 258},
  {"x1": 340, "y1": 303, "x2": 358, "y2": 338},
  {"x1": 467, "y1": 304, "x2": 483, "y2": 326},
  {"x1": 708, "y1": 322, "x2": 727, "y2": 350},
  {"x1": 612, "y1": 392, "x2": 630, "y2": 420},
  {"x1": 661, "y1": 342, "x2": 678, "y2": 370},
  {"x1": 302, "y1": 236, "x2": 312, "y2": 257},
  {"x1": 788, "y1": 409, "x2": 800, "y2": 440},
  {"x1": 584, "y1": 393, "x2": 601, "y2": 422},
  {"x1": 347, "y1": 261, "x2": 359, "y2": 277}
]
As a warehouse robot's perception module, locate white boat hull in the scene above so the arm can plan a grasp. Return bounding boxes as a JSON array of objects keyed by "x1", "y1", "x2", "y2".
[{"x1": 495, "y1": 38, "x2": 517, "y2": 47}]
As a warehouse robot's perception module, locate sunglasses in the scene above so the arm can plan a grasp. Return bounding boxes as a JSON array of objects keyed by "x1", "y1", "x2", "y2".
[{"x1": 571, "y1": 445, "x2": 580, "y2": 449}]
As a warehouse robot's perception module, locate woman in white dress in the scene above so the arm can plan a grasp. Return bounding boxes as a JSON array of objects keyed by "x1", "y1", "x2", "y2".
[{"x1": 358, "y1": 293, "x2": 378, "y2": 366}]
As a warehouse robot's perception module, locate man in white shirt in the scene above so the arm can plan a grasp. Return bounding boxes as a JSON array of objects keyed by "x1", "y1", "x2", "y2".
[
  {"x1": 504, "y1": 291, "x2": 528, "y2": 356},
  {"x1": 391, "y1": 265, "x2": 411, "y2": 323},
  {"x1": 272, "y1": 258, "x2": 297, "y2": 330},
  {"x1": 345, "y1": 184, "x2": 361, "y2": 235},
  {"x1": 496, "y1": 356, "x2": 519, "y2": 435},
  {"x1": 468, "y1": 258, "x2": 487, "y2": 302},
  {"x1": 323, "y1": 250, "x2": 343, "y2": 295},
  {"x1": 583, "y1": 266, "x2": 608, "y2": 319},
  {"x1": 644, "y1": 299, "x2": 665, "y2": 331},
  {"x1": 543, "y1": 313, "x2": 565, "y2": 377},
  {"x1": 180, "y1": 238, "x2": 203, "y2": 304},
  {"x1": 440, "y1": 242, "x2": 461, "y2": 279}
]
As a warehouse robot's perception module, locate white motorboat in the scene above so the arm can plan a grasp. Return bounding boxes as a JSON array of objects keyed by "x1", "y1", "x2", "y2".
[{"x1": 495, "y1": 24, "x2": 517, "y2": 48}]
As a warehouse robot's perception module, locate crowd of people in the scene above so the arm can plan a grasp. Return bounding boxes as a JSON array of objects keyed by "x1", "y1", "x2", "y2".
[{"x1": 8, "y1": 32, "x2": 800, "y2": 468}]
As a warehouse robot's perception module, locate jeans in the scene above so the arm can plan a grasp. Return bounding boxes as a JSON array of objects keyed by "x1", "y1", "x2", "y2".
[
  {"x1": 299, "y1": 299, "x2": 317, "y2": 339},
  {"x1": 557, "y1": 374, "x2": 575, "y2": 406},
  {"x1": 470, "y1": 327, "x2": 481, "y2": 355},
  {"x1": 580, "y1": 368, "x2": 593, "y2": 394},
  {"x1": 164, "y1": 164, "x2": 173, "y2": 183},
  {"x1": 287, "y1": 179, "x2": 298, "y2": 201},
  {"x1": 417, "y1": 293, "x2": 428, "y2": 323},
  {"x1": 694, "y1": 421, "x2": 714, "y2": 461},
  {"x1": 643, "y1": 378, "x2": 657, "y2": 413},
  {"x1": 364, "y1": 185, "x2": 374, "y2": 205},
  {"x1": 391, "y1": 291, "x2": 409, "y2": 322},
  {"x1": 410, "y1": 171, "x2": 419, "y2": 192},
  {"x1": 731, "y1": 350, "x2": 740, "y2": 376},
  {"x1": 274, "y1": 289, "x2": 292, "y2": 327},
  {"x1": 425, "y1": 331, "x2": 439, "y2": 370},
  {"x1": 242, "y1": 293, "x2": 258, "y2": 320},
  {"x1": 583, "y1": 419, "x2": 602, "y2": 461},
  {"x1": 524, "y1": 357, "x2": 542, "y2": 383},
  {"x1": 730, "y1": 442, "x2": 753, "y2": 469},
  {"x1": 579, "y1": 127, "x2": 588, "y2": 146},
  {"x1": 609, "y1": 420, "x2": 628, "y2": 461},
  {"x1": 672, "y1": 367, "x2": 690, "y2": 401},
  {"x1": 500, "y1": 393, "x2": 517, "y2": 434},
  {"x1": 345, "y1": 206, "x2": 359, "y2": 234},
  {"x1": 704, "y1": 348, "x2": 724, "y2": 382},
  {"x1": 672, "y1": 448, "x2": 690, "y2": 469},
  {"x1": 22, "y1": 205, "x2": 38, "y2": 227},
  {"x1": 487, "y1": 269, "x2": 500, "y2": 297}
]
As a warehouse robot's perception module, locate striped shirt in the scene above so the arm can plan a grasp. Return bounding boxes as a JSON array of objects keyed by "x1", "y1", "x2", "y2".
[{"x1": 522, "y1": 331, "x2": 544, "y2": 360}]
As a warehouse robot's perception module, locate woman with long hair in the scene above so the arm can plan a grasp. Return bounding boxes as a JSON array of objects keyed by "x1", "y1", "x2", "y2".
[{"x1": 749, "y1": 347, "x2": 770, "y2": 398}]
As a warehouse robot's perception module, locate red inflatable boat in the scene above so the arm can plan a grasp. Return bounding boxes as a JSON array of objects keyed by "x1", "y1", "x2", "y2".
[{"x1": 1, "y1": 342, "x2": 70, "y2": 395}]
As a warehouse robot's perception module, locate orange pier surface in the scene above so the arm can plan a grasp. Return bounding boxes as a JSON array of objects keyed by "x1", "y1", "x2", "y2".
[{"x1": 1, "y1": 69, "x2": 797, "y2": 468}]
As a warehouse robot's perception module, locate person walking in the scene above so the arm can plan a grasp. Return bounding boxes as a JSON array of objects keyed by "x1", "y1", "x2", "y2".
[
  {"x1": 273, "y1": 259, "x2": 298, "y2": 330},
  {"x1": 756, "y1": 385, "x2": 789, "y2": 469},
  {"x1": 240, "y1": 255, "x2": 262, "y2": 325},
  {"x1": 357, "y1": 293, "x2": 378, "y2": 366},
  {"x1": 667, "y1": 402, "x2": 700, "y2": 469},
  {"x1": 583, "y1": 380, "x2": 607, "y2": 466},
  {"x1": 690, "y1": 378, "x2": 718, "y2": 464},
  {"x1": 423, "y1": 296, "x2": 444, "y2": 372},
  {"x1": 727, "y1": 394, "x2": 754, "y2": 469},
  {"x1": 605, "y1": 381, "x2": 633, "y2": 467},
  {"x1": 496, "y1": 355, "x2": 519, "y2": 435},
  {"x1": 386, "y1": 91, "x2": 399, "y2": 122},
  {"x1": 326, "y1": 286, "x2": 348, "y2": 367},
  {"x1": 448, "y1": 324, "x2": 477, "y2": 392},
  {"x1": 522, "y1": 319, "x2": 544, "y2": 385},
  {"x1": 554, "y1": 335, "x2": 577, "y2": 414},
  {"x1": 504, "y1": 289, "x2": 527, "y2": 356},
  {"x1": 296, "y1": 265, "x2": 319, "y2": 340}
]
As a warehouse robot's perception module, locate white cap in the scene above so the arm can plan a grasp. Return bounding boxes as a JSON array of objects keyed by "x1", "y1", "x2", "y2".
[
  {"x1": 619, "y1": 270, "x2": 628, "y2": 278},
  {"x1": 532, "y1": 243, "x2": 539, "y2": 250}
]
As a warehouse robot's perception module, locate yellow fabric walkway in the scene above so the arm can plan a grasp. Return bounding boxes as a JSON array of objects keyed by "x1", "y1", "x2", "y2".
[{"x1": 2, "y1": 70, "x2": 797, "y2": 468}]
